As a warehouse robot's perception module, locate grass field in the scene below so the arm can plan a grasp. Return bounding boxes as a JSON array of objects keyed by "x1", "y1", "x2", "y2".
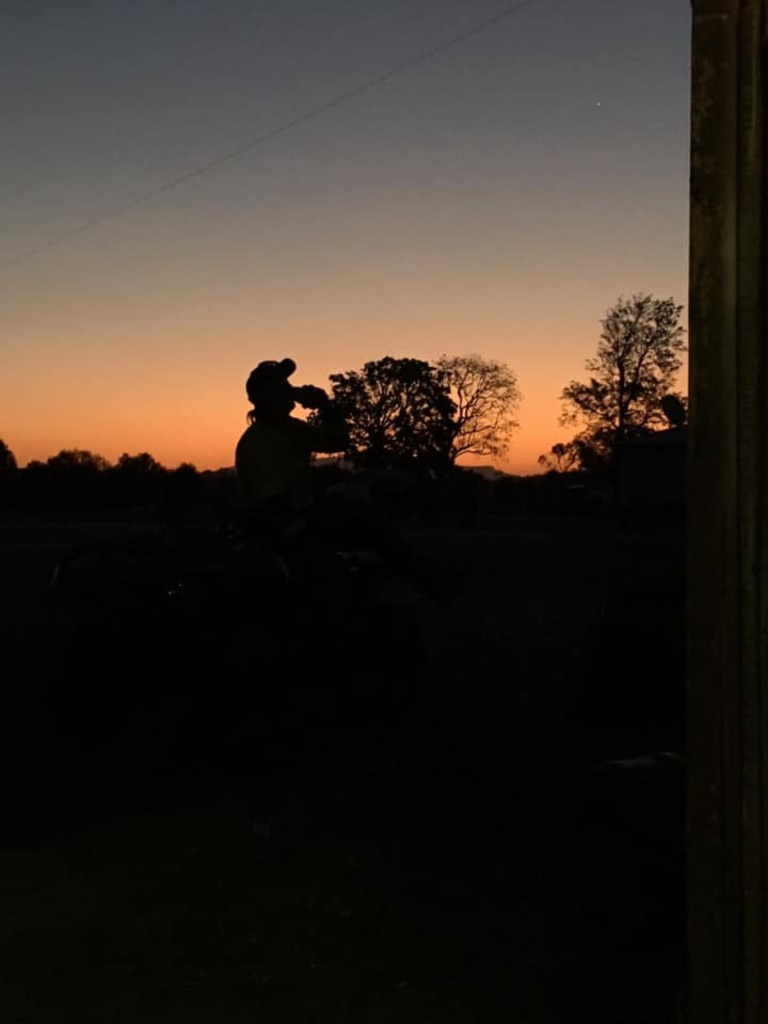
[{"x1": 0, "y1": 519, "x2": 685, "y2": 1022}]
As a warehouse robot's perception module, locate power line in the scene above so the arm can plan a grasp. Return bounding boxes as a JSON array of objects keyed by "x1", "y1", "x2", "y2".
[{"x1": 1, "y1": 0, "x2": 542, "y2": 272}]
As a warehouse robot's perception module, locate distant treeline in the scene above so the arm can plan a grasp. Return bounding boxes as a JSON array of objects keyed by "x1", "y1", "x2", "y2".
[
  {"x1": 0, "y1": 447, "x2": 607, "y2": 527},
  {"x1": 0, "y1": 451, "x2": 237, "y2": 523}
]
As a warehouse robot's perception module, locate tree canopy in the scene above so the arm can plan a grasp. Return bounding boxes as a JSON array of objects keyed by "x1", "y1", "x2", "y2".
[
  {"x1": 45, "y1": 449, "x2": 112, "y2": 472},
  {"x1": 554, "y1": 293, "x2": 686, "y2": 470},
  {"x1": 325, "y1": 356, "x2": 457, "y2": 469}
]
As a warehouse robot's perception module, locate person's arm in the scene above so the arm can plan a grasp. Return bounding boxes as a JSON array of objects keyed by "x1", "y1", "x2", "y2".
[{"x1": 293, "y1": 386, "x2": 349, "y2": 454}]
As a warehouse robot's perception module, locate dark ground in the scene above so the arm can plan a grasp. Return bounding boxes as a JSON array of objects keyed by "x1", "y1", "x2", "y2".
[{"x1": 0, "y1": 518, "x2": 685, "y2": 1023}]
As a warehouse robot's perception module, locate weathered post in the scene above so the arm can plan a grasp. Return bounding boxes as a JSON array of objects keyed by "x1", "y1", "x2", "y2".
[{"x1": 688, "y1": 1, "x2": 768, "y2": 1021}]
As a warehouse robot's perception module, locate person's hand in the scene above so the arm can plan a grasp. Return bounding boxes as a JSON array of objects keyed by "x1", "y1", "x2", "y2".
[{"x1": 293, "y1": 385, "x2": 329, "y2": 410}]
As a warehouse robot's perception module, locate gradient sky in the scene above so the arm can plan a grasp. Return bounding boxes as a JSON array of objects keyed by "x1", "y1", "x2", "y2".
[{"x1": 1, "y1": 0, "x2": 691, "y2": 474}]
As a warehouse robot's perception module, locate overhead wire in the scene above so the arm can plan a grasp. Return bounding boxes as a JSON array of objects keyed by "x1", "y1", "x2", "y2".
[{"x1": 1, "y1": 0, "x2": 543, "y2": 271}]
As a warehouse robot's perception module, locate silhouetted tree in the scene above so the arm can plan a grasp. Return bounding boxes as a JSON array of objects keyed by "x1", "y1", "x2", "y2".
[
  {"x1": 159, "y1": 462, "x2": 201, "y2": 520},
  {"x1": 325, "y1": 356, "x2": 456, "y2": 469},
  {"x1": 436, "y1": 354, "x2": 521, "y2": 461},
  {"x1": 0, "y1": 438, "x2": 17, "y2": 474},
  {"x1": 111, "y1": 452, "x2": 167, "y2": 507},
  {"x1": 31, "y1": 449, "x2": 112, "y2": 507},
  {"x1": 538, "y1": 442, "x2": 581, "y2": 474},
  {"x1": 558, "y1": 294, "x2": 687, "y2": 470},
  {"x1": 46, "y1": 449, "x2": 111, "y2": 472},
  {"x1": 172, "y1": 461, "x2": 199, "y2": 483},
  {"x1": 115, "y1": 452, "x2": 164, "y2": 476},
  {"x1": 0, "y1": 439, "x2": 18, "y2": 511}
]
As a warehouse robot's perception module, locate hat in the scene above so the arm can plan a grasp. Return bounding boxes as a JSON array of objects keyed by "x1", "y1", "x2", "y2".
[{"x1": 246, "y1": 358, "x2": 296, "y2": 404}]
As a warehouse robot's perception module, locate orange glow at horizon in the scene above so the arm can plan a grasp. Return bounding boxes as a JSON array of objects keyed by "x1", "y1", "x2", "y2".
[{"x1": 4, "y1": 303, "x2": 687, "y2": 477}]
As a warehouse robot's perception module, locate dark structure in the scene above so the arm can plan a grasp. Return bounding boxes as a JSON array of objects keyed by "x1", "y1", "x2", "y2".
[{"x1": 614, "y1": 427, "x2": 687, "y2": 528}]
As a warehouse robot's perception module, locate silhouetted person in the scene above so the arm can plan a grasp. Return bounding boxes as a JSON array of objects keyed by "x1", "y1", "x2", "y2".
[
  {"x1": 234, "y1": 358, "x2": 461, "y2": 605},
  {"x1": 235, "y1": 358, "x2": 347, "y2": 525}
]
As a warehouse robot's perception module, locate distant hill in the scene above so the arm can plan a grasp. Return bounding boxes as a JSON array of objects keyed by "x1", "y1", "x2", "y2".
[{"x1": 461, "y1": 465, "x2": 509, "y2": 482}]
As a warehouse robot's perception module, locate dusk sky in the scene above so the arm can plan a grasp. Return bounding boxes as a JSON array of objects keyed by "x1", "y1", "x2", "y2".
[{"x1": 1, "y1": 0, "x2": 691, "y2": 474}]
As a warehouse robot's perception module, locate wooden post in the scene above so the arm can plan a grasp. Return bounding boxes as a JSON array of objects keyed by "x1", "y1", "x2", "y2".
[{"x1": 687, "y1": 1, "x2": 768, "y2": 1021}]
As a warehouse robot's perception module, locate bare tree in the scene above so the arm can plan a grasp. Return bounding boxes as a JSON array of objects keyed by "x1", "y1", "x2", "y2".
[{"x1": 437, "y1": 354, "x2": 521, "y2": 462}]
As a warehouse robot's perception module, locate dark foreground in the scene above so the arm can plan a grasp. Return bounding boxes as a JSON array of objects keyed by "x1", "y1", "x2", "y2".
[{"x1": 0, "y1": 520, "x2": 685, "y2": 1023}]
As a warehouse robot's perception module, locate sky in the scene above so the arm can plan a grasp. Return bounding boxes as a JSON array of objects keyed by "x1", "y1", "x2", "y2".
[{"x1": 1, "y1": 0, "x2": 691, "y2": 474}]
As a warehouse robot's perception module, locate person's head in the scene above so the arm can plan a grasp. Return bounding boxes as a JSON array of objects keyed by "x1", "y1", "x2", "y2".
[{"x1": 246, "y1": 358, "x2": 297, "y2": 423}]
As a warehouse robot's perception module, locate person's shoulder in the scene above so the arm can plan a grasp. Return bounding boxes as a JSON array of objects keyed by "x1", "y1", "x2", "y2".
[
  {"x1": 236, "y1": 421, "x2": 257, "y2": 443},
  {"x1": 240, "y1": 419, "x2": 282, "y2": 438}
]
